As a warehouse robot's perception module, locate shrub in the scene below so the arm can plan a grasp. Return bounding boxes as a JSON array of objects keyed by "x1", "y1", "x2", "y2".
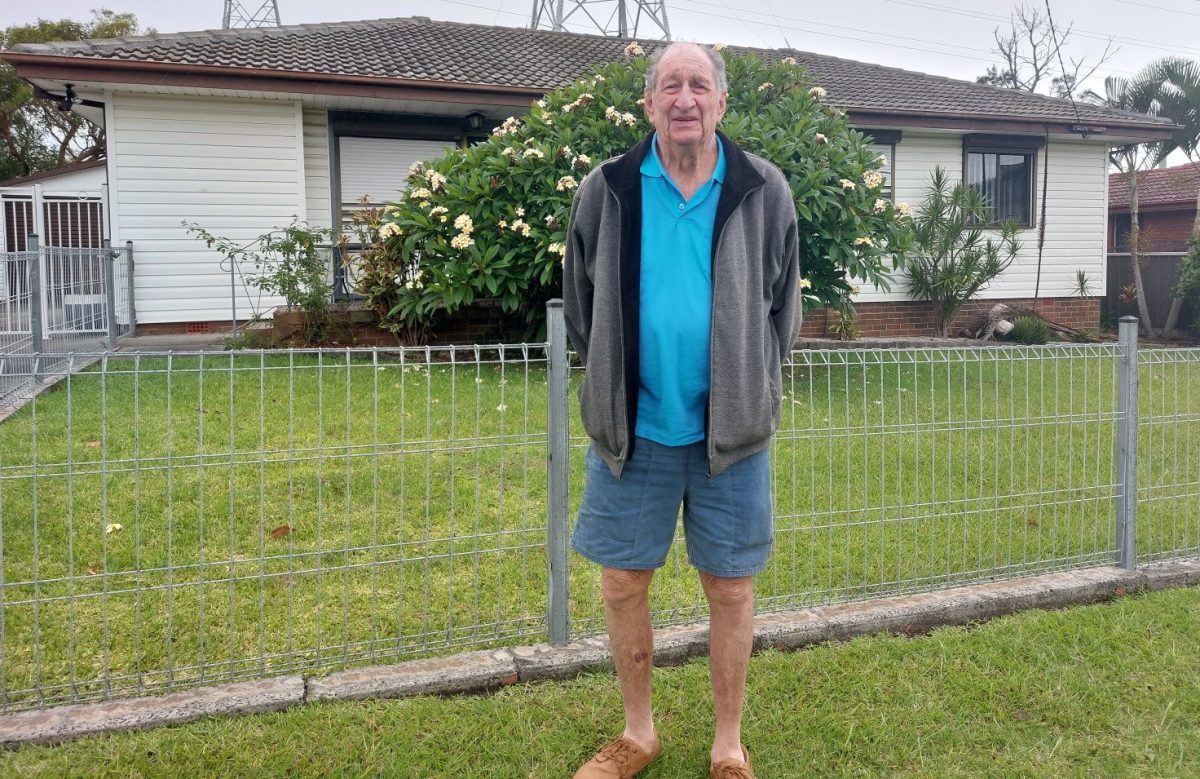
[
  {"x1": 1005, "y1": 314, "x2": 1052, "y2": 345},
  {"x1": 905, "y1": 167, "x2": 1020, "y2": 337},
  {"x1": 357, "y1": 49, "x2": 913, "y2": 338}
]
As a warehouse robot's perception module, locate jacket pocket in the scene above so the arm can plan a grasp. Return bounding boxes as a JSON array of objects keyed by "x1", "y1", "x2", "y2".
[{"x1": 578, "y1": 374, "x2": 626, "y2": 462}]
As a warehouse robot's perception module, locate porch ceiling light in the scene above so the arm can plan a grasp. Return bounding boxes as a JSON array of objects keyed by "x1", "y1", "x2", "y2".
[{"x1": 465, "y1": 111, "x2": 486, "y2": 131}]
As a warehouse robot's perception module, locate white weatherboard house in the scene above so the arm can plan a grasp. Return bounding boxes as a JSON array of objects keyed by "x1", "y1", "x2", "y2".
[{"x1": 1, "y1": 17, "x2": 1173, "y2": 336}]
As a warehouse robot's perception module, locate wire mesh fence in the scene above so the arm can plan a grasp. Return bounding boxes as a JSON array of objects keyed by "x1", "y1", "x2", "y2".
[
  {"x1": 0, "y1": 241, "x2": 134, "y2": 409},
  {"x1": 0, "y1": 318, "x2": 1196, "y2": 713}
]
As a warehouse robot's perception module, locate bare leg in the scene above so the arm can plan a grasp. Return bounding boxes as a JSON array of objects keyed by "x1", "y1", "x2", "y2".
[
  {"x1": 600, "y1": 567, "x2": 659, "y2": 752},
  {"x1": 700, "y1": 572, "x2": 756, "y2": 764}
]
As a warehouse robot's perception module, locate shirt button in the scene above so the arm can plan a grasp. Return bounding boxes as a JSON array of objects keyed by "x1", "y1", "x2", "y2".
[{"x1": 678, "y1": 203, "x2": 685, "y2": 210}]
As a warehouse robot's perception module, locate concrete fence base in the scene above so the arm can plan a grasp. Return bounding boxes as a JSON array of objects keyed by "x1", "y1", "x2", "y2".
[{"x1": 4, "y1": 558, "x2": 1198, "y2": 747}]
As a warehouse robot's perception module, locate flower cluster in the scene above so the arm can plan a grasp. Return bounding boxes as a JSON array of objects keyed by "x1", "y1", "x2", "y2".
[
  {"x1": 840, "y1": 179, "x2": 857, "y2": 191},
  {"x1": 853, "y1": 236, "x2": 875, "y2": 248},
  {"x1": 562, "y1": 93, "x2": 595, "y2": 113},
  {"x1": 557, "y1": 175, "x2": 578, "y2": 191},
  {"x1": 809, "y1": 86, "x2": 827, "y2": 100},
  {"x1": 863, "y1": 170, "x2": 885, "y2": 189},
  {"x1": 897, "y1": 202, "x2": 912, "y2": 217},
  {"x1": 548, "y1": 242, "x2": 567, "y2": 257},
  {"x1": 813, "y1": 133, "x2": 827, "y2": 145},
  {"x1": 873, "y1": 198, "x2": 889, "y2": 214},
  {"x1": 604, "y1": 105, "x2": 638, "y2": 126},
  {"x1": 451, "y1": 213, "x2": 475, "y2": 251},
  {"x1": 510, "y1": 218, "x2": 532, "y2": 237},
  {"x1": 758, "y1": 82, "x2": 773, "y2": 92},
  {"x1": 493, "y1": 116, "x2": 522, "y2": 137},
  {"x1": 781, "y1": 56, "x2": 797, "y2": 65},
  {"x1": 623, "y1": 41, "x2": 644, "y2": 57},
  {"x1": 523, "y1": 147, "x2": 546, "y2": 160},
  {"x1": 378, "y1": 222, "x2": 402, "y2": 240},
  {"x1": 430, "y1": 205, "x2": 449, "y2": 222}
]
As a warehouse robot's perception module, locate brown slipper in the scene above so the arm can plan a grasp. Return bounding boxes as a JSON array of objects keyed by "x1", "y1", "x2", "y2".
[
  {"x1": 709, "y1": 745, "x2": 754, "y2": 779},
  {"x1": 572, "y1": 735, "x2": 662, "y2": 778}
]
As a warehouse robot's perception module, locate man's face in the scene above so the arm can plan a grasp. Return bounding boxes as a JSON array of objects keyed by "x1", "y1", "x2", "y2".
[{"x1": 644, "y1": 45, "x2": 727, "y2": 154}]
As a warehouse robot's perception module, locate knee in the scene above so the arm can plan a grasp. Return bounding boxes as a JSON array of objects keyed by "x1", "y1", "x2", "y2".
[
  {"x1": 699, "y1": 573, "x2": 754, "y2": 610},
  {"x1": 600, "y1": 567, "x2": 653, "y2": 608}
]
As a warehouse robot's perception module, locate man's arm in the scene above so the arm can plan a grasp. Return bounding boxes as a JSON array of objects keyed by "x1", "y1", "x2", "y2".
[
  {"x1": 769, "y1": 184, "x2": 803, "y2": 364},
  {"x1": 562, "y1": 182, "x2": 595, "y2": 365}
]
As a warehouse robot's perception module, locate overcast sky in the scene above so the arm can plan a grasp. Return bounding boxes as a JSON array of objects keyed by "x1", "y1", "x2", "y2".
[{"x1": 4, "y1": 0, "x2": 1198, "y2": 161}]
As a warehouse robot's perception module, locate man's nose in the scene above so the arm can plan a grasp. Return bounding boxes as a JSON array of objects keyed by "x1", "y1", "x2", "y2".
[{"x1": 676, "y1": 86, "x2": 697, "y2": 109}]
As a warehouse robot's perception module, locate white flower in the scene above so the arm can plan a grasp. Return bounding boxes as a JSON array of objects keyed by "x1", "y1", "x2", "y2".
[
  {"x1": 408, "y1": 187, "x2": 432, "y2": 201},
  {"x1": 510, "y1": 219, "x2": 531, "y2": 237},
  {"x1": 851, "y1": 286, "x2": 861, "y2": 295},
  {"x1": 623, "y1": 41, "x2": 644, "y2": 57},
  {"x1": 516, "y1": 207, "x2": 525, "y2": 217},
  {"x1": 863, "y1": 170, "x2": 885, "y2": 189},
  {"x1": 853, "y1": 236, "x2": 874, "y2": 248},
  {"x1": 408, "y1": 160, "x2": 425, "y2": 177},
  {"x1": 813, "y1": 133, "x2": 827, "y2": 145},
  {"x1": 557, "y1": 175, "x2": 578, "y2": 191},
  {"x1": 798, "y1": 278, "x2": 812, "y2": 289},
  {"x1": 621, "y1": 112, "x2": 638, "y2": 127},
  {"x1": 378, "y1": 222, "x2": 401, "y2": 240},
  {"x1": 429, "y1": 206, "x2": 449, "y2": 222},
  {"x1": 548, "y1": 242, "x2": 567, "y2": 256},
  {"x1": 493, "y1": 116, "x2": 522, "y2": 137},
  {"x1": 545, "y1": 214, "x2": 558, "y2": 226},
  {"x1": 105, "y1": 523, "x2": 123, "y2": 534},
  {"x1": 873, "y1": 198, "x2": 889, "y2": 214},
  {"x1": 605, "y1": 105, "x2": 622, "y2": 123},
  {"x1": 522, "y1": 147, "x2": 545, "y2": 160},
  {"x1": 809, "y1": 86, "x2": 827, "y2": 100},
  {"x1": 450, "y1": 233, "x2": 474, "y2": 251},
  {"x1": 501, "y1": 146, "x2": 518, "y2": 158},
  {"x1": 758, "y1": 82, "x2": 773, "y2": 92},
  {"x1": 535, "y1": 98, "x2": 548, "y2": 109},
  {"x1": 543, "y1": 115, "x2": 554, "y2": 126},
  {"x1": 897, "y1": 202, "x2": 912, "y2": 217},
  {"x1": 714, "y1": 42, "x2": 727, "y2": 51},
  {"x1": 782, "y1": 56, "x2": 797, "y2": 65},
  {"x1": 425, "y1": 170, "x2": 447, "y2": 191},
  {"x1": 878, "y1": 154, "x2": 889, "y2": 166},
  {"x1": 498, "y1": 219, "x2": 508, "y2": 229},
  {"x1": 454, "y1": 214, "x2": 474, "y2": 233},
  {"x1": 594, "y1": 74, "x2": 606, "y2": 83},
  {"x1": 840, "y1": 179, "x2": 856, "y2": 191},
  {"x1": 636, "y1": 97, "x2": 646, "y2": 107},
  {"x1": 496, "y1": 404, "x2": 507, "y2": 412}
]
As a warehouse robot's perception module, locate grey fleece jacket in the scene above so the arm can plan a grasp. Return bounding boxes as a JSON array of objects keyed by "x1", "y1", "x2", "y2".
[{"x1": 563, "y1": 132, "x2": 802, "y2": 478}]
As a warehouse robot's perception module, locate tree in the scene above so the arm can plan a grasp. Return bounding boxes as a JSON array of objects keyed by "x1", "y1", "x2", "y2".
[
  {"x1": 357, "y1": 50, "x2": 913, "y2": 339},
  {"x1": 1152, "y1": 57, "x2": 1200, "y2": 340},
  {"x1": 1083, "y1": 65, "x2": 1172, "y2": 337},
  {"x1": 975, "y1": 3, "x2": 1115, "y2": 98},
  {"x1": 905, "y1": 167, "x2": 1021, "y2": 338},
  {"x1": 0, "y1": 10, "x2": 144, "y2": 180}
]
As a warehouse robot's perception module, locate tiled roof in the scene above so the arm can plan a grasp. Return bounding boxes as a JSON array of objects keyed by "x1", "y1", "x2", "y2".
[
  {"x1": 1109, "y1": 162, "x2": 1200, "y2": 209},
  {"x1": 7, "y1": 16, "x2": 1173, "y2": 130}
]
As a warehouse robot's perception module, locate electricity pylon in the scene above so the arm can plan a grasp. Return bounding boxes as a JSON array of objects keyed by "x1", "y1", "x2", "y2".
[
  {"x1": 530, "y1": 0, "x2": 670, "y2": 39},
  {"x1": 223, "y1": 0, "x2": 281, "y2": 29}
]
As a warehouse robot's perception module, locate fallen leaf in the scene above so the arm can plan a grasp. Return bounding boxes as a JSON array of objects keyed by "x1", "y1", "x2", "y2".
[
  {"x1": 105, "y1": 523, "x2": 123, "y2": 534},
  {"x1": 83, "y1": 440, "x2": 100, "y2": 448},
  {"x1": 87, "y1": 562, "x2": 102, "y2": 575},
  {"x1": 1115, "y1": 585, "x2": 1127, "y2": 597},
  {"x1": 269, "y1": 524, "x2": 291, "y2": 539},
  {"x1": 1025, "y1": 515, "x2": 1039, "y2": 528}
]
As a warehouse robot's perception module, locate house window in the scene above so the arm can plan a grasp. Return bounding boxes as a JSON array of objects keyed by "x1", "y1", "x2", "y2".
[
  {"x1": 962, "y1": 136, "x2": 1042, "y2": 228},
  {"x1": 859, "y1": 129, "x2": 901, "y2": 202}
]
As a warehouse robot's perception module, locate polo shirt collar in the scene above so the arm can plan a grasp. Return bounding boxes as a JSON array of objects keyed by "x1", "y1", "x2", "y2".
[{"x1": 640, "y1": 133, "x2": 726, "y2": 184}]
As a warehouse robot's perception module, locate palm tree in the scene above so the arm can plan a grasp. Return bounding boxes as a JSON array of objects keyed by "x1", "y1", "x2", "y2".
[
  {"x1": 1152, "y1": 58, "x2": 1200, "y2": 340},
  {"x1": 1084, "y1": 66, "x2": 1170, "y2": 337}
]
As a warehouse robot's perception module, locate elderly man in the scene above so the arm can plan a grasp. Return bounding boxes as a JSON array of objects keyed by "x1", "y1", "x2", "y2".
[{"x1": 563, "y1": 41, "x2": 802, "y2": 778}]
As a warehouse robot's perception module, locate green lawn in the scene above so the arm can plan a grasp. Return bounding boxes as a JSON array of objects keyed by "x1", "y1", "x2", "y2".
[
  {"x1": 3, "y1": 585, "x2": 1198, "y2": 777},
  {"x1": 0, "y1": 344, "x2": 1196, "y2": 711}
]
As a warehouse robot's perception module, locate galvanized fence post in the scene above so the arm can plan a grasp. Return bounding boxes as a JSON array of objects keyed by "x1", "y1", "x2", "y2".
[
  {"x1": 27, "y1": 234, "x2": 44, "y2": 377},
  {"x1": 124, "y1": 241, "x2": 136, "y2": 334},
  {"x1": 1116, "y1": 316, "x2": 1140, "y2": 570},
  {"x1": 102, "y1": 238, "x2": 118, "y2": 346},
  {"x1": 546, "y1": 299, "x2": 571, "y2": 645}
]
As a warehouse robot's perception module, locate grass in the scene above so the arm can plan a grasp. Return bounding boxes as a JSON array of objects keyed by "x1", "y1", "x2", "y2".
[
  {"x1": 2, "y1": 584, "x2": 1199, "y2": 777},
  {"x1": 0, "y1": 344, "x2": 1197, "y2": 711}
]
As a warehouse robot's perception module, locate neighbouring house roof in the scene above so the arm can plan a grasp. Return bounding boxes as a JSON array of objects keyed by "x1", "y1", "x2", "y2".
[
  {"x1": 1, "y1": 16, "x2": 1175, "y2": 140},
  {"x1": 0, "y1": 158, "x2": 106, "y2": 188},
  {"x1": 1109, "y1": 162, "x2": 1200, "y2": 211}
]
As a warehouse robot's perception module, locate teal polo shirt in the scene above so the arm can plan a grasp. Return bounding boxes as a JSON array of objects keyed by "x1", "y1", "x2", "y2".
[{"x1": 636, "y1": 134, "x2": 726, "y2": 446}]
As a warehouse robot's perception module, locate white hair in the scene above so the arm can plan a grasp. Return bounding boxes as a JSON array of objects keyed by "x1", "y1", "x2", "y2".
[{"x1": 643, "y1": 42, "x2": 728, "y2": 93}]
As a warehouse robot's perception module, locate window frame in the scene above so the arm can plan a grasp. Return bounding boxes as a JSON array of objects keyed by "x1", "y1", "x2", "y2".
[{"x1": 962, "y1": 134, "x2": 1043, "y2": 230}]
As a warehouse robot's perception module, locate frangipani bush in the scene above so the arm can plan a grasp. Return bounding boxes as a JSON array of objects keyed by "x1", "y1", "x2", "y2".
[{"x1": 357, "y1": 47, "x2": 912, "y2": 337}]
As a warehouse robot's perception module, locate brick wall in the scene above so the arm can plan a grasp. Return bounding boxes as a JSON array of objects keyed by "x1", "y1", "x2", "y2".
[{"x1": 799, "y1": 297, "x2": 1100, "y2": 339}]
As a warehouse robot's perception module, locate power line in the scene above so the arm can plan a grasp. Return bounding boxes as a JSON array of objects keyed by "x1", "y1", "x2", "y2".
[{"x1": 1111, "y1": 0, "x2": 1200, "y2": 17}]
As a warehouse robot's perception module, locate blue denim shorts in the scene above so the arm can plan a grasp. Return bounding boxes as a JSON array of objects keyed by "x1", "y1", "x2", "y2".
[{"x1": 571, "y1": 437, "x2": 773, "y2": 577}]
